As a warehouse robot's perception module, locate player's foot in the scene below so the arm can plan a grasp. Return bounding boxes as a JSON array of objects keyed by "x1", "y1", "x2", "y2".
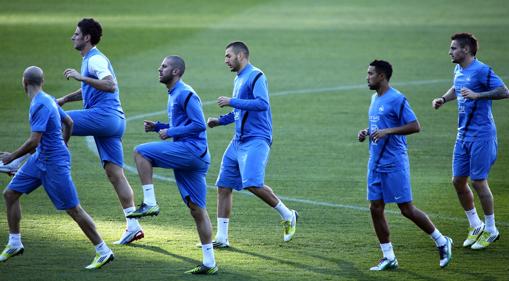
[
  {"x1": 126, "y1": 203, "x2": 160, "y2": 218},
  {"x1": 0, "y1": 154, "x2": 29, "y2": 174},
  {"x1": 281, "y1": 210, "x2": 298, "y2": 242},
  {"x1": 212, "y1": 238, "x2": 230, "y2": 248},
  {"x1": 113, "y1": 228, "x2": 144, "y2": 245},
  {"x1": 471, "y1": 230, "x2": 500, "y2": 250},
  {"x1": 0, "y1": 245, "x2": 24, "y2": 262},
  {"x1": 438, "y1": 236, "x2": 453, "y2": 268},
  {"x1": 185, "y1": 264, "x2": 218, "y2": 275},
  {"x1": 369, "y1": 257, "x2": 398, "y2": 271},
  {"x1": 85, "y1": 251, "x2": 114, "y2": 269},
  {"x1": 463, "y1": 223, "x2": 484, "y2": 247}
]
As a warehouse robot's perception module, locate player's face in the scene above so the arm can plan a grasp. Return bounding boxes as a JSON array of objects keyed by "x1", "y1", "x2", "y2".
[
  {"x1": 225, "y1": 47, "x2": 241, "y2": 72},
  {"x1": 449, "y1": 40, "x2": 467, "y2": 64},
  {"x1": 71, "y1": 27, "x2": 87, "y2": 51},
  {"x1": 158, "y1": 58, "x2": 175, "y2": 84},
  {"x1": 366, "y1": 66, "x2": 382, "y2": 90}
]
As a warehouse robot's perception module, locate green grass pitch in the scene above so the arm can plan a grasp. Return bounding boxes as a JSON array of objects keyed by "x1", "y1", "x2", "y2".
[{"x1": 0, "y1": 0, "x2": 508, "y2": 280}]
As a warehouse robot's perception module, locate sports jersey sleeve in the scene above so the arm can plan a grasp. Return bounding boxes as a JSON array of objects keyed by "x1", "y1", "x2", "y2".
[
  {"x1": 30, "y1": 104, "x2": 51, "y2": 132},
  {"x1": 219, "y1": 112, "x2": 235, "y2": 125},
  {"x1": 398, "y1": 98, "x2": 417, "y2": 125},
  {"x1": 88, "y1": 55, "x2": 113, "y2": 80},
  {"x1": 481, "y1": 67, "x2": 505, "y2": 90},
  {"x1": 229, "y1": 73, "x2": 269, "y2": 111},
  {"x1": 167, "y1": 94, "x2": 206, "y2": 138}
]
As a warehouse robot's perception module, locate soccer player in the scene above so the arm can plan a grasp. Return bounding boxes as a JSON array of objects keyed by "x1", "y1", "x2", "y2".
[
  {"x1": 57, "y1": 18, "x2": 143, "y2": 245},
  {"x1": 359, "y1": 60, "x2": 452, "y2": 270},
  {"x1": 207, "y1": 41, "x2": 298, "y2": 247},
  {"x1": 0, "y1": 66, "x2": 114, "y2": 269},
  {"x1": 432, "y1": 33, "x2": 508, "y2": 249},
  {"x1": 127, "y1": 55, "x2": 217, "y2": 274}
]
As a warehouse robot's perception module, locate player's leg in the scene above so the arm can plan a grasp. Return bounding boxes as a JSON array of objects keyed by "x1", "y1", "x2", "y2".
[
  {"x1": 470, "y1": 139, "x2": 499, "y2": 249},
  {"x1": 214, "y1": 140, "x2": 242, "y2": 247},
  {"x1": 240, "y1": 139, "x2": 297, "y2": 241},
  {"x1": 369, "y1": 199, "x2": 398, "y2": 271},
  {"x1": 0, "y1": 159, "x2": 40, "y2": 262},
  {"x1": 453, "y1": 140, "x2": 484, "y2": 247},
  {"x1": 186, "y1": 201, "x2": 217, "y2": 275},
  {"x1": 65, "y1": 205, "x2": 114, "y2": 269}
]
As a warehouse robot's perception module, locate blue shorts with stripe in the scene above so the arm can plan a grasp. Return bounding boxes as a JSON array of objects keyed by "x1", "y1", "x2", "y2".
[
  {"x1": 453, "y1": 138, "x2": 497, "y2": 180},
  {"x1": 216, "y1": 137, "x2": 270, "y2": 191},
  {"x1": 135, "y1": 141, "x2": 210, "y2": 209},
  {"x1": 67, "y1": 108, "x2": 125, "y2": 167},
  {"x1": 367, "y1": 168, "x2": 413, "y2": 204},
  {"x1": 7, "y1": 155, "x2": 79, "y2": 210}
]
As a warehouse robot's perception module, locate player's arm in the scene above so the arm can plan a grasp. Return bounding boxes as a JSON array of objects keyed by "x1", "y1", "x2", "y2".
[
  {"x1": 64, "y1": 68, "x2": 116, "y2": 92},
  {"x1": 163, "y1": 95, "x2": 206, "y2": 139},
  {"x1": 432, "y1": 86, "x2": 456, "y2": 109},
  {"x1": 217, "y1": 73, "x2": 269, "y2": 111},
  {"x1": 208, "y1": 112, "x2": 235, "y2": 128},
  {"x1": 61, "y1": 115, "x2": 73, "y2": 145},
  {"x1": 57, "y1": 88, "x2": 83, "y2": 106},
  {"x1": 0, "y1": 132, "x2": 41, "y2": 165},
  {"x1": 371, "y1": 120, "x2": 420, "y2": 142},
  {"x1": 461, "y1": 86, "x2": 509, "y2": 100}
]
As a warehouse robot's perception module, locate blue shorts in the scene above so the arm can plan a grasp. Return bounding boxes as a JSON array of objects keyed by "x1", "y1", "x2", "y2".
[
  {"x1": 7, "y1": 155, "x2": 79, "y2": 210},
  {"x1": 216, "y1": 138, "x2": 270, "y2": 191},
  {"x1": 67, "y1": 108, "x2": 125, "y2": 167},
  {"x1": 453, "y1": 139, "x2": 497, "y2": 181},
  {"x1": 367, "y1": 168, "x2": 413, "y2": 204},
  {"x1": 135, "y1": 141, "x2": 209, "y2": 209}
]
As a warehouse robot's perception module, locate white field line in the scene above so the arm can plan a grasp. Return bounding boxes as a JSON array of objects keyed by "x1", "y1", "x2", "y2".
[{"x1": 84, "y1": 78, "x2": 509, "y2": 226}]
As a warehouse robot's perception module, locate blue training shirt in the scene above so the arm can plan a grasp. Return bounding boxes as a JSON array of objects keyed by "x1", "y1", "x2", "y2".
[
  {"x1": 81, "y1": 47, "x2": 124, "y2": 118},
  {"x1": 453, "y1": 59, "x2": 505, "y2": 141},
  {"x1": 218, "y1": 63, "x2": 272, "y2": 143},
  {"x1": 368, "y1": 87, "x2": 417, "y2": 172},
  {"x1": 30, "y1": 91, "x2": 70, "y2": 163},
  {"x1": 161, "y1": 80, "x2": 208, "y2": 159}
]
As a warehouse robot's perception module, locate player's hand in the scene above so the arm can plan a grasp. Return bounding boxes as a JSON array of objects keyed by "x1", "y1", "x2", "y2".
[
  {"x1": 64, "y1": 68, "x2": 83, "y2": 81},
  {"x1": 0, "y1": 152, "x2": 13, "y2": 165},
  {"x1": 358, "y1": 128, "x2": 368, "y2": 142},
  {"x1": 159, "y1": 129, "x2": 169, "y2": 140},
  {"x1": 207, "y1": 117, "x2": 220, "y2": 128},
  {"x1": 144, "y1": 120, "x2": 155, "y2": 132},
  {"x1": 371, "y1": 129, "x2": 390, "y2": 142},
  {"x1": 217, "y1": 96, "x2": 231, "y2": 108},
  {"x1": 461, "y1": 87, "x2": 480, "y2": 100},
  {"x1": 432, "y1": 97, "x2": 445, "y2": 109}
]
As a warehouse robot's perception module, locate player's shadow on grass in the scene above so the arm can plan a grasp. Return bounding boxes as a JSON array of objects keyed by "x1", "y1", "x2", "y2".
[
  {"x1": 225, "y1": 246, "x2": 366, "y2": 278},
  {"x1": 127, "y1": 243, "x2": 198, "y2": 265}
]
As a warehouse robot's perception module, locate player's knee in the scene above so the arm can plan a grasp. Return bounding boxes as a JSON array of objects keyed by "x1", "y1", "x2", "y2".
[
  {"x1": 65, "y1": 206, "x2": 81, "y2": 218},
  {"x1": 3, "y1": 189, "x2": 19, "y2": 203},
  {"x1": 369, "y1": 203, "x2": 384, "y2": 214},
  {"x1": 452, "y1": 177, "x2": 466, "y2": 188}
]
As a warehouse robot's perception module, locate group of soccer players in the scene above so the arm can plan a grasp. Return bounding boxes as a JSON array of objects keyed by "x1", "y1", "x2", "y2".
[{"x1": 0, "y1": 17, "x2": 506, "y2": 274}]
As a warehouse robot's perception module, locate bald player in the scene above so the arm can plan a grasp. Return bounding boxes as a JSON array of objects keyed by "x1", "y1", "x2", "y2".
[{"x1": 0, "y1": 66, "x2": 114, "y2": 269}]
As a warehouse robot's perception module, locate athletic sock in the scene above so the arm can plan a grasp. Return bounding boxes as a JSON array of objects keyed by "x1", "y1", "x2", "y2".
[
  {"x1": 123, "y1": 207, "x2": 140, "y2": 231},
  {"x1": 274, "y1": 201, "x2": 293, "y2": 221},
  {"x1": 142, "y1": 184, "x2": 157, "y2": 206},
  {"x1": 430, "y1": 229, "x2": 447, "y2": 247},
  {"x1": 484, "y1": 214, "x2": 497, "y2": 234},
  {"x1": 465, "y1": 208, "x2": 483, "y2": 228},
  {"x1": 95, "y1": 241, "x2": 111, "y2": 256},
  {"x1": 380, "y1": 242, "x2": 395, "y2": 261},
  {"x1": 8, "y1": 233, "x2": 22, "y2": 248},
  {"x1": 201, "y1": 243, "x2": 216, "y2": 268},
  {"x1": 216, "y1": 218, "x2": 229, "y2": 241}
]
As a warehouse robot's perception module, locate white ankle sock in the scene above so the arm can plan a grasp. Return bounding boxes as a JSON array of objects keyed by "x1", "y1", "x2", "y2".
[
  {"x1": 8, "y1": 233, "x2": 22, "y2": 247},
  {"x1": 465, "y1": 208, "x2": 483, "y2": 228},
  {"x1": 485, "y1": 214, "x2": 497, "y2": 233},
  {"x1": 95, "y1": 241, "x2": 111, "y2": 256},
  {"x1": 201, "y1": 243, "x2": 216, "y2": 268},
  {"x1": 142, "y1": 184, "x2": 156, "y2": 206},
  {"x1": 216, "y1": 218, "x2": 229, "y2": 241},
  {"x1": 274, "y1": 201, "x2": 293, "y2": 221},
  {"x1": 123, "y1": 207, "x2": 140, "y2": 231},
  {"x1": 380, "y1": 242, "x2": 395, "y2": 260},
  {"x1": 430, "y1": 229, "x2": 446, "y2": 247}
]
